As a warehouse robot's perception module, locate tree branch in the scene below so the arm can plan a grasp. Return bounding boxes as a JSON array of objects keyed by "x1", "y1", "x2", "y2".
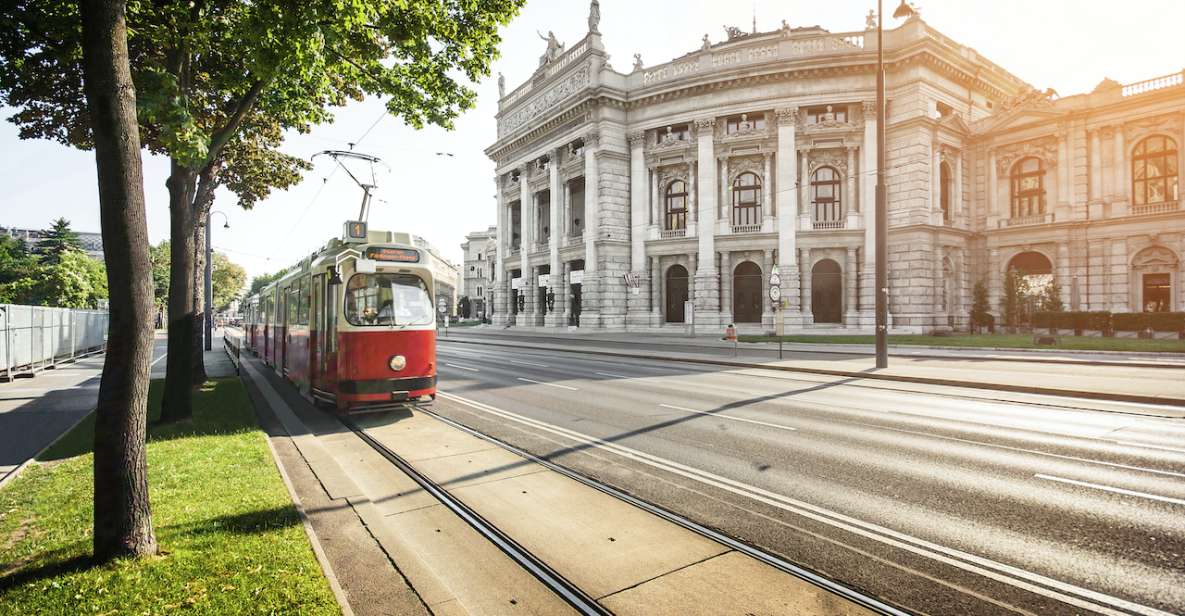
[{"x1": 205, "y1": 79, "x2": 267, "y2": 166}]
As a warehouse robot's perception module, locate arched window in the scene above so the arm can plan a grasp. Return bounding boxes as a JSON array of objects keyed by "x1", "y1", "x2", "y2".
[
  {"x1": 1132, "y1": 136, "x2": 1179, "y2": 205},
  {"x1": 811, "y1": 167, "x2": 842, "y2": 227},
  {"x1": 731, "y1": 172, "x2": 761, "y2": 226},
  {"x1": 1010, "y1": 157, "x2": 1045, "y2": 218},
  {"x1": 664, "y1": 180, "x2": 688, "y2": 230},
  {"x1": 939, "y1": 161, "x2": 953, "y2": 223}
]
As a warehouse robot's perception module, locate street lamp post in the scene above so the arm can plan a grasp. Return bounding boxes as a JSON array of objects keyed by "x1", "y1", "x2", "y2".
[
  {"x1": 875, "y1": 0, "x2": 914, "y2": 369},
  {"x1": 205, "y1": 210, "x2": 229, "y2": 351}
]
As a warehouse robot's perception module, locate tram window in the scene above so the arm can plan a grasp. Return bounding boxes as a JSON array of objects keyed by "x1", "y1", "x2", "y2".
[{"x1": 344, "y1": 273, "x2": 434, "y2": 326}]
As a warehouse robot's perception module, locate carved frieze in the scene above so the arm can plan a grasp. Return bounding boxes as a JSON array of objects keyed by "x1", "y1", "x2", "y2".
[
  {"x1": 774, "y1": 107, "x2": 799, "y2": 127},
  {"x1": 1132, "y1": 245, "x2": 1179, "y2": 271},
  {"x1": 726, "y1": 156, "x2": 764, "y2": 182},
  {"x1": 694, "y1": 117, "x2": 716, "y2": 134},
  {"x1": 995, "y1": 135, "x2": 1058, "y2": 174},
  {"x1": 807, "y1": 149, "x2": 849, "y2": 176},
  {"x1": 1122, "y1": 113, "x2": 1183, "y2": 144},
  {"x1": 499, "y1": 64, "x2": 591, "y2": 136},
  {"x1": 626, "y1": 130, "x2": 645, "y2": 147}
]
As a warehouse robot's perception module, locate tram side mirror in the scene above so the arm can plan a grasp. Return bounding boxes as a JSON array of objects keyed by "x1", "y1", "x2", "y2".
[{"x1": 328, "y1": 266, "x2": 343, "y2": 286}]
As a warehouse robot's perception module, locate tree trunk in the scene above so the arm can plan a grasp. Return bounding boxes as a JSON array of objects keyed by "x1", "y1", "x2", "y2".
[
  {"x1": 80, "y1": 0, "x2": 158, "y2": 561},
  {"x1": 158, "y1": 161, "x2": 197, "y2": 424},
  {"x1": 191, "y1": 214, "x2": 207, "y2": 385}
]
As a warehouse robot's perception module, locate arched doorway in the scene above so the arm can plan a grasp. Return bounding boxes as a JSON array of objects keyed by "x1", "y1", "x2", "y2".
[
  {"x1": 1007, "y1": 251, "x2": 1052, "y2": 277},
  {"x1": 811, "y1": 259, "x2": 842, "y2": 323},
  {"x1": 665, "y1": 264, "x2": 690, "y2": 323},
  {"x1": 732, "y1": 261, "x2": 762, "y2": 323},
  {"x1": 1132, "y1": 246, "x2": 1179, "y2": 312}
]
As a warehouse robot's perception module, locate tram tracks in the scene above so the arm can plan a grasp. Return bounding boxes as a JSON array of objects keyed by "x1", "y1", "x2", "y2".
[{"x1": 341, "y1": 403, "x2": 908, "y2": 616}]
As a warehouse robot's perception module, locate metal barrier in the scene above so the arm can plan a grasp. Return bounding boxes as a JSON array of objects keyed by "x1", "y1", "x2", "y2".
[
  {"x1": 222, "y1": 329, "x2": 241, "y2": 375},
  {"x1": 0, "y1": 304, "x2": 109, "y2": 381}
]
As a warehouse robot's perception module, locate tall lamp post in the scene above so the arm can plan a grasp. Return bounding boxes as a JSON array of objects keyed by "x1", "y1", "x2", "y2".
[
  {"x1": 205, "y1": 210, "x2": 229, "y2": 351},
  {"x1": 875, "y1": 0, "x2": 915, "y2": 369}
]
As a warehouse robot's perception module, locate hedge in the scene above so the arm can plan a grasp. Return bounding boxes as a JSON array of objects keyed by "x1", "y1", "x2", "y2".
[
  {"x1": 1032, "y1": 311, "x2": 1112, "y2": 334},
  {"x1": 1148, "y1": 312, "x2": 1185, "y2": 332}
]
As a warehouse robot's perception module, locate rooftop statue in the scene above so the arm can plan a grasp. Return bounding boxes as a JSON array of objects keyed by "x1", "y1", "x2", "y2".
[
  {"x1": 537, "y1": 30, "x2": 565, "y2": 66},
  {"x1": 865, "y1": 10, "x2": 876, "y2": 30},
  {"x1": 588, "y1": 0, "x2": 601, "y2": 33},
  {"x1": 702, "y1": 34, "x2": 711, "y2": 51},
  {"x1": 632, "y1": 53, "x2": 644, "y2": 73},
  {"x1": 497, "y1": 72, "x2": 505, "y2": 98},
  {"x1": 724, "y1": 25, "x2": 746, "y2": 40}
]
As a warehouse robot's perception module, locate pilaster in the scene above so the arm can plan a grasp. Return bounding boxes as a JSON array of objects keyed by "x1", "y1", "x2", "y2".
[
  {"x1": 546, "y1": 148, "x2": 565, "y2": 327},
  {"x1": 582, "y1": 129, "x2": 602, "y2": 327},
  {"x1": 695, "y1": 117, "x2": 720, "y2": 326},
  {"x1": 627, "y1": 130, "x2": 649, "y2": 323}
]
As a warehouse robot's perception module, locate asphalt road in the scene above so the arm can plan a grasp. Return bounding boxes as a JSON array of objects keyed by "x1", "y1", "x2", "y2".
[{"x1": 432, "y1": 339, "x2": 1185, "y2": 616}]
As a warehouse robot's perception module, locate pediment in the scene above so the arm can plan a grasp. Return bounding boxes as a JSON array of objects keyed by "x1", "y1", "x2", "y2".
[
  {"x1": 980, "y1": 107, "x2": 1066, "y2": 134},
  {"x1": 936, "y1": 113, "x2": 971, "y2": 135}
]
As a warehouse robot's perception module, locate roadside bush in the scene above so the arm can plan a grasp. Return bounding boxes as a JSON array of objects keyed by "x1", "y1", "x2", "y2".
[
  {"x1": 1112, "y1": 312, "x2": 1150, "y2": 332},
  {"x1": 1032, "y1": 311, "x2": 1056, "y2": 330},
  {"x1": 1033, "y1": 311, "x2": 1111, "y2": 334},
  {"x1": 1083, "y1": 311, "x2": 1112, "y2": 333},
  {"x1": 1148, "y1": 312, "x2": 1185, "y2": 333}
]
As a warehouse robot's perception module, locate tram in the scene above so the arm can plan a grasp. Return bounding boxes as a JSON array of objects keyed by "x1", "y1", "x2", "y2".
[{"x1": 242, "y1": 223, "x2": 437, "y2": 411}]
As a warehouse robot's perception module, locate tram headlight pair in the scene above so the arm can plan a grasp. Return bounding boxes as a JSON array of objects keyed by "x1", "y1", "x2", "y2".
[{"x1": 388, "y1": 355, "x2": 407, "y2": 371}]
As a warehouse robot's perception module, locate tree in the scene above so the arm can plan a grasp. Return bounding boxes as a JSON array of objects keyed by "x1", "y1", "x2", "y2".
[
  {"x1": 80, "y1": 0, "x2": 158, "y2": 561},
  {"x1": 148, "y1": 240, "x2": 171, "y2": 310},
  {"x1": 969, "y1": 279, "x2": 992, "y2": 334},
  {"x1": 1040, "y1": 279, "x2": 1064, "y2": 313},
  {"x1": 0, "y1": 235, "x2": 38, "y2": 285},
  {"x1": 211, "y1": 252, "x2": 246, "y2": 311},
  {"x1": 248, "y1": 269, "x2": 286, "y2": 297},
  {"x1": 1000, "y1": 267, "x2": 1025, "y2": 328},
  {"x1": 23, "y1": 250, "x2": 108, "y2": 308},
  {"x1": 34, "y1": 217, "x2": 83, "y2": 265},
  {"x1": 459, "y1": 296, "x2": 472, "y2": 319}
]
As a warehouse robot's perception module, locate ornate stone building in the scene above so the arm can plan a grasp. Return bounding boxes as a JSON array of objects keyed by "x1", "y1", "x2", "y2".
[
  {"x1": 460, "y1": 226, "x2": 497, "y2": 319},
  {"x1": 485, "y1": 6, "x2": 1185, "y2": 331}
]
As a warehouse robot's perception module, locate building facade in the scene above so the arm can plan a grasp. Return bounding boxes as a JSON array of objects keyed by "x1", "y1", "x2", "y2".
[
  {"x1": 2, "y1": 226, "x2": 104, "y2": 261},
  {"x1": 485, "y1": 5, "x2": 1185, "y2": 332},
  {"x1": 460, "y1": 226, "x2": 497, "y2": 319},
  {"x1": 411, "y1": 235, "x2": 460, "y2": 317}
]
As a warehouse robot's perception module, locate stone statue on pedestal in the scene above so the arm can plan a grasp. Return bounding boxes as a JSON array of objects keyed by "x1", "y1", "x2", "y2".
[
  {"x1": 497, "y1": 73, "x2": 505, "y2": 98},
  {"x1": 588, "y1": 0, "x2": 601, "y2": 33}
]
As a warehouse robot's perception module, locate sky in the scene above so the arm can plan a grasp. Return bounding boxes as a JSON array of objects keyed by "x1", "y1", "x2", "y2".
[{"x1": 1, "y1": 0, "x2": 1182, "y2": 285}]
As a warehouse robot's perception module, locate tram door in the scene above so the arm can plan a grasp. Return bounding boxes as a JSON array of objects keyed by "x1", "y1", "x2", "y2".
[{"x1": 311, "y1": 274, "x2": 324, "y2": 388}]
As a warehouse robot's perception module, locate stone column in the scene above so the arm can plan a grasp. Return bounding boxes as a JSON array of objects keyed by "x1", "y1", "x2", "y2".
[
  {"x1": 845, "y1": 246, "x2": 859, "y2": 326},
  {"x1": 493, "y1": 175, "x2": 509, "y2": 325},
  {"x1": 517, "y1": 165, "x2": 532, "y2": 326},
  {"x1": 650, "y1": 256, "x2": 662, "y2": 325},
  {"x1": 988, "y1": 248, "x2": 1001, "y2": 321},
  {"x1": 720, "y1": 251, "x2": 732, "y2": 325},
  {"x1": 628, "y1": 131, "x2": 649, "y2": 327},
  {"x1": 1057, "y1": 242, "x2": 1072, "y2": 310},
  {"x1": 798, "y1": 149, "x2": 809, "y2": 217},
  {"x1": 688, "y1": 161, "x2": 698, "y2": 236},
  {"x1": 860, "y1": 101, "x2": 877, "y2": 324},
  {"x1": 987, "y1": 148, "x2": 999, "y2": 227},
  {"x1": 720, "y1": 156, "x2": 730, "y2": 226},
  {"x1": 1089, "y1": 129, "x2": 1103, "y2": 205},
  {"x1": 695, "y1": 118, "x2": 719, "y2": 326},
  {"x1": 583, "y1": 130, "x2": 601, "y2": 327},
  {"x1": 1057, "y1": 132, "x2": 1070, "y2": 210},
  {"x1": 762, "y1": 152, "x2": 773, "y2": 231},
  {"x1": 954, "y1": 150, "x2": 964, "y2": 222},
  {"x1": 761, "y1": 249, "x2": 774, "y2": 328},
  {"x1": 561, "y1": 261, "x2": 572, "y2": 326},
  {"x1": 547, "y1": 149, "x2": 564, "y2": 327},
  {"x1": 774, "y1": 107, "x2": 801, "y2": 322},
  {"x1": 800, "y1": 247, "x2": 812, "y2": 324},
  {"x1": 650, "y1": 166, "x2": 659, "y2": 228},
  {"x1": 931, "y1": 140, "x2": 941, "y2": 223},
  {"x1": 1112, "y1": 126, "x2": 1127, "y2": 213},
  {"x1": 563, "y1": 180, "x2": 572, "y2": 239}
]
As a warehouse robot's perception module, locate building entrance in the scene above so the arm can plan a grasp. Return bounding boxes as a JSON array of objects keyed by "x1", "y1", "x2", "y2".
[
  {"x1": 1143, "y1": 273, "x2": 1171, "y2": 312},
  {"x1": 811, "y1": 259, "x2": 842, "y2": 323},
  {"x1": 665, "y1": 264, "x2": 689, "y2": 323},
  {"x1": 732, "y1": 261, "x2": 762, "y2": 323}
]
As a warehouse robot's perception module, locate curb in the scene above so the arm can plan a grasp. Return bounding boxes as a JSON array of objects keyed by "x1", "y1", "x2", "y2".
[
  {"x1": 0, "y1": 373, "x2": 103, "y2": 492},
  {"x1": 444, "y1": 338, "x2": 1185, "y2": 411}
]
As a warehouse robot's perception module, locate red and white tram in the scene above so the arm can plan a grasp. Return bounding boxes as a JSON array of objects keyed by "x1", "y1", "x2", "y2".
[{"x1": 243, "y1": 224, "x2": 437, "y2": 411}]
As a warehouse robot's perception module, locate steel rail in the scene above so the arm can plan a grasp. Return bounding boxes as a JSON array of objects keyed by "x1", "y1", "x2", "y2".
[
  {"x1": 339, "y1": 416, "x2": 611, "y2": 616},
  {"x1": 416, "y1": 402, "x2": 913, "y2": 616}
]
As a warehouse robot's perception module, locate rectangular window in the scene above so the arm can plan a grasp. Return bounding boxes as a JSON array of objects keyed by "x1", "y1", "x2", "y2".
[{"x1": 725, "y1": 113, "x2": 766, "y2": 134}]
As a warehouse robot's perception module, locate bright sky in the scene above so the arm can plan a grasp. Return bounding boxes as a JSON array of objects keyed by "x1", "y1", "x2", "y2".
[{"x1": 1, "y1": 0, "x2": 1181, "y2": 284}]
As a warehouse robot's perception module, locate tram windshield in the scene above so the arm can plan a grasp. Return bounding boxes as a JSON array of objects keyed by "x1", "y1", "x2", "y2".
[{"x1": 345, "y1": 273, "x2": 434, "y2": 326}]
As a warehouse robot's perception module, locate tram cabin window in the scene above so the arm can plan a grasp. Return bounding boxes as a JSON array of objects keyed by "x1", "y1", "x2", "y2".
[{"x1": 345, "y1": 273, "x2": 434, "y2": 326}]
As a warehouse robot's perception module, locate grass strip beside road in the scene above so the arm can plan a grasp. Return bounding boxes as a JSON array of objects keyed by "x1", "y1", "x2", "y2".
[
  {"x1": 0, "y1": 378, "x2": 339, "y2": 615},
  {"x1": 738, "y1": 333, "x2": 1185, "y2": 353}
]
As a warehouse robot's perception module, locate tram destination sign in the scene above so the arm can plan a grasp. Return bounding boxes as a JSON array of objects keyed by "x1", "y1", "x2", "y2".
[{"x1": 365, "y1": 247, "x2": 421, "y2": 263}]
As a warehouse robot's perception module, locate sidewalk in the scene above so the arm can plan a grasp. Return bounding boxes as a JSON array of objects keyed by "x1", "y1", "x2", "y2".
[{"x1": 447, "y1": 329, "x2": 1185, "y2": 411}]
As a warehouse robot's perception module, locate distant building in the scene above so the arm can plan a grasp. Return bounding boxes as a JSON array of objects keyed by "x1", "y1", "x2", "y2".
[
  {"x1": 460, "y1": 226, "x2": 497, "y2": 319},
  {"x1": 412, "y1": 235, "x2": 461, "y2": 317},
  {"x1": 2, "y1": 226, "x2": 104, "y2": 261}
]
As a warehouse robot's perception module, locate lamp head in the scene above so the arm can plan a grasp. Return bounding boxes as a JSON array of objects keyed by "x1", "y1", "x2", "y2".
[
  {"x1": 223, "y1": 222, "x2": 230, "y2": 229},
  {"x1": 892, "y1": 0, "x2": 915, "y2": 20}
]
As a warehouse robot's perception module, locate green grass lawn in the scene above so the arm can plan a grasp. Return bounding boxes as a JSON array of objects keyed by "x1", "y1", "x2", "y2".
[
  {"x1": 737, "y1": 333, "x2": 1185, "y2": 353},
  {"x1": 0, "y1": 379, "x2": 339, "y2": 615}
]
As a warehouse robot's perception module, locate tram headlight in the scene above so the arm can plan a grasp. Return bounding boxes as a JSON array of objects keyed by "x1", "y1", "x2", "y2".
[{"x1": 388, "y1": 355, "x2": 407, "y2": 371}]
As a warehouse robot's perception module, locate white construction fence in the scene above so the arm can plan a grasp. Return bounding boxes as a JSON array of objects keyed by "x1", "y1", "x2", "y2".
[{"x1": 0, "y1": 304, "x2": 108, "y2": 380}]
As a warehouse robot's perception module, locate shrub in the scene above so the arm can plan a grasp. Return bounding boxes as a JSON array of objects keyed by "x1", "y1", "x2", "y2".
[
  {"x1": 1148, "y1": 312, "x2": 1185, "y2": 333},
  {"x1": 1112, "y1": 312, "x2": 1150, "y2": 332},
  {"x1": 1032, "y1": 311, "x2": 1055, "y2": 330},
  {"x1": 1082, "y1": 311, "x2": 1112, "y2": 333},
  {"x1": 1034, "y1": 311, "x2": 1110, "y2": 334}
]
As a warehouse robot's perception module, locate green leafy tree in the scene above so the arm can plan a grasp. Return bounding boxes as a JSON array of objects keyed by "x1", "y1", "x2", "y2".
[
  {"x1": 247, "y1": 269, "x2": 287, "y2": 296},
  {"x1": 1000, "y1": 268, "x2": 1024, "y2": 328},
  {"x1": 211, "y1": 252, "x2": 246, "y2": 311},
  {"x1": 1040, "y1": 279, "x2": 1064, "y2": 313},
  {"x1": 25, "y1": 250, "x2": 108, "y2": 308},
  {"x1": 969, "y1": 279, "x2": 991, "y2": 333},
  {"x1": 34, "y1": 217, "x2": 83, "y2": 265},
  {"x1": 0, "y1": 234, "x2": 39, "y2": 286},
  {"x1": 148, "y1": 240, "x2": 171, "y2": 309}
]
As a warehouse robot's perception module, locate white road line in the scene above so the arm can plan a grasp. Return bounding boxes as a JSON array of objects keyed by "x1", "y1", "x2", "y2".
[
  {"x1": 438, "y1": 391, "x2": 1172, "y2": 616},
  {"x1": 443, "y1": 363, "x2": 479, "y2": 372},
  {"x1": 595, "y1": 372, "x2": 630, "y2": 379},
  {"x1": 659, "y1": 403, "x2": 797, "y2": 432},
  {"x1": 1110, "y1": 441, "x2": 1185, "y2": 456},
  {"x1": 516, "y1": 377, "x2": 578, "y2": 391},
  {"x1": 509, "y1": 359, "x2": 548, "y2": 367},
  {"x1": 1035, "y1": 474, "x2": 1185, "y2": 507},
  {"x1": 150, "y1": 352, "x2": 167, "y2": 367}
]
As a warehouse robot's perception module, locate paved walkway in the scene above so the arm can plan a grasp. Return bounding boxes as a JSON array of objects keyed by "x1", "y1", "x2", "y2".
[{"x1": 449, "y1": 328, "x2": 1185, "y2": 410}]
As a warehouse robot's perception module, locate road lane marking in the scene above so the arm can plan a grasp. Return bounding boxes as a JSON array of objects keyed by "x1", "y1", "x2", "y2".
[
  {"x1": 1035, "y1": 474, "x2": 1185, "y2": 507},
  {"x1": 595, "y1": 372, "x2": 630, "y2": 379},
  {"x1": 659, "y1": 403, "x2": 797, "y2": 432},
  {"x1": 516, "y1": 377, "x2": 578, "y2": 391},
  {"x1": 1110, "y1": 441, "x2": 1185, "y2": 455},
  {"x1": 509, "y1": 359, "x2": 547, "y2": 367},
  {"x1": 439, "y1": 391, "x2": 1171, "y2": 616},
  {"x1": 443, "y1": 363, "x2": 479, "y2": 372}
]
